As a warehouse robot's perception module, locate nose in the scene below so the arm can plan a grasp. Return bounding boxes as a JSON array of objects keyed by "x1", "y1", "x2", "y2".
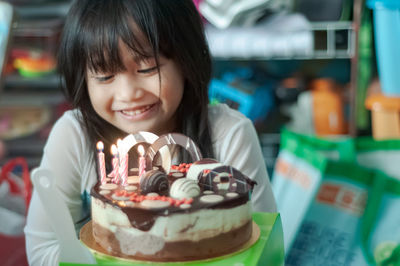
[{"x1": 115, "y1": 75, "x2": 145, "y2": 101}]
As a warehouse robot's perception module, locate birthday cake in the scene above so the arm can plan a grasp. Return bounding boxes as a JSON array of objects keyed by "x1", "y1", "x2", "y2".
[{"x1": 90, "y1": 133, "x2": 256, "y2": 262}]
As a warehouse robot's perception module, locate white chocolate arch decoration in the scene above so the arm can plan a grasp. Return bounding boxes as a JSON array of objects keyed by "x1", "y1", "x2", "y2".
[
  {"x1": 145, "y1": 133, "x2": 203, "y2": 171},
  {"x1": 119, "y1": 131, "x2": 171, "y2": 175}
]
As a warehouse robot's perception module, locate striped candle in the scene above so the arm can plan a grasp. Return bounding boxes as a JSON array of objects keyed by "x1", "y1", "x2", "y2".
[
  {"x1": 120, "y1": 153, "x2": 128, "y2": 186},
  {"x1": 96, "y1": 141, "x2": 107, "y2": 184},
  {"x1": 110, "y1": 144, "x2": 119, "y2": 184},
  {"x1": 117, "y1": 139, "x2": 129, "y2": 186},
  {"x1": 117, "y1": 139, "x2": 124, "y2": 178},
  {"x1": 138, "y1": 145, "x2": 146, "y2": 178}
]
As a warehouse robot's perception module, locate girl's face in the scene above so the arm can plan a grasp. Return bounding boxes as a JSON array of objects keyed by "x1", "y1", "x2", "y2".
[{"x1": 86, "y1": 44, "x2": 184, "y2": 135}]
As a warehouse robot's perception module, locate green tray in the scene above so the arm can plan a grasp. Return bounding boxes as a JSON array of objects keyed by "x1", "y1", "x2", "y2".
[{"x1": 60, "y1": 212, "x2": 284, "y2": 266}]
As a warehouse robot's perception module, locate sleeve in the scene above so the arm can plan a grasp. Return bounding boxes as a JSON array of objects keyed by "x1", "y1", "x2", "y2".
[
  {"x1": 24, "y1": 113, "x2": 86, "y2": 266},
  {"x1": 215, "y1": 118, "x2": 277, "y2": 213}
]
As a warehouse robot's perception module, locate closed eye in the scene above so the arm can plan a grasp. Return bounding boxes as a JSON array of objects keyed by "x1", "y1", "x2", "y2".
[
  {"x1": 137, "y1": 66, "x2": 158, "y2": 74},
  {"x1": 95, "y1": 75, "x2": 114, "y2": 82}
]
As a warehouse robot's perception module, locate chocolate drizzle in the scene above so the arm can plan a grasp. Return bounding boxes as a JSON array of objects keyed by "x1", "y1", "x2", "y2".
[
  {"x1": 91, "y1": 179, "x2": 250, "y2": 232},
  {"x1": 125, "y1": 208, "x2": 158, "y2": 231}
]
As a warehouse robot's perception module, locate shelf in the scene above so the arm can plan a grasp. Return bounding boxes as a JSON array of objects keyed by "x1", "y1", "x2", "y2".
[
  {"x1": 310, "y1": 21, "x2": 354, "y2": 60},
  {"x1": 208, "y1": 21, "x2": 355, "y2": 61},
  {"x1": 13, "y1": 1, "x2": 71, "y2": 19},
  {"x1": 1, "y1": 135, "x2": 46, "y2": 169},
  {"x1": 0, "y1": 88, "x2": 64, "y2": 106},
  {"x1": 4, "y1": 72, "x2": 61, "y2": 90}
]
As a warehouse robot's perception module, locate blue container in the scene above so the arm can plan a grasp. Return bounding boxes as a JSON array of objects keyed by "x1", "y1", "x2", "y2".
[
  {"x1": 209, "y1": 68, "x2": 275, "y2": 123},
  {"x1": 367, "y1": 0, "x2": 400, "y2": 96}
]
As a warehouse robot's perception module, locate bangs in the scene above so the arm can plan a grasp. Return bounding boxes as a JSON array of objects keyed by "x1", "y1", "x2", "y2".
[{"x1": 80, "y1": 1, "x2": 158, "y2": 74}]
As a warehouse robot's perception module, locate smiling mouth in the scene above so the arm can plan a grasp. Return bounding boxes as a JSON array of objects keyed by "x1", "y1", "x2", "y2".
[{"x1": 120, "y1": 104, "x2": 155, "y2": 116}]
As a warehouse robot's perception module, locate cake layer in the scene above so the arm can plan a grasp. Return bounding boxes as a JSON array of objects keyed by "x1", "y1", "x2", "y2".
[
  {"x1": 92, "y1": 219, "x2": 252, "y2": 262},
  {"x1": 92, "y1": 197, "x2": 252, "y2": 243},
  {"x1": 91, "y1": 181, "x2": 250, "y2": 232}
]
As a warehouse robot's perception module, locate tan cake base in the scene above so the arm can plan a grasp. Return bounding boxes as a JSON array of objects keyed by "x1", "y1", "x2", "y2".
[{"x1": 80, "y1": 221, "x2": 260, "y2": 263}]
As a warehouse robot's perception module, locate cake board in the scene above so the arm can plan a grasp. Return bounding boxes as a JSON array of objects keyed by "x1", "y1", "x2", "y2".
[{"x1": 60, "y1": 212, "x2": 284, "y2": 266}]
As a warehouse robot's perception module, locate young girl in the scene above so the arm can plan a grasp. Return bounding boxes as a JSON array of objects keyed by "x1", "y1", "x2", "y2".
[{"x1": 24, "y1": 0, "x2": 277, "y2": 265}]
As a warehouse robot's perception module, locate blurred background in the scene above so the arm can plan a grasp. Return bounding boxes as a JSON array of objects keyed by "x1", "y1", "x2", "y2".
[
  {"x1": 0, "y1": 0, "x2": 375, "y2": 171},
  {"x1": 1, "y1": 0, "x2": 399, "y2": 265}
]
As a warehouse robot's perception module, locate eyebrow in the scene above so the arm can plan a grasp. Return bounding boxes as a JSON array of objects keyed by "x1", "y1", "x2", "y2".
[
  {"x1": 127, "y1": 43, "x2": 157, "y2": 64},
  {"x1": 132, "y1": 53, "x2": 156, "y2": 64}
]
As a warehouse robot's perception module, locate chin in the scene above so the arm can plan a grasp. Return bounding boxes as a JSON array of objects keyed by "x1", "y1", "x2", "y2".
[
  {"x1": 116, "y1": 120, "x2": 170, "y2": 136},
  {"x1": 121, "y1": 126, "x2": 156, "y2": 135}
]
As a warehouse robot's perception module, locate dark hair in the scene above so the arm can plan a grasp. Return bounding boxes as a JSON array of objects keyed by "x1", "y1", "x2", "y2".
[{"x1": 58, "y1": 0, "x2": 213, "y2": 171}]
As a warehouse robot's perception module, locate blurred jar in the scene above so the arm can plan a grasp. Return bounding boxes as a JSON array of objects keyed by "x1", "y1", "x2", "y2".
[{"x1": 311, "y1": 78, "x2": 348, "y2": 136}]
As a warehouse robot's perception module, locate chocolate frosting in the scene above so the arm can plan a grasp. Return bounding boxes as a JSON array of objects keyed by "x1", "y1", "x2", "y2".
[
  {"x1": 91, "y1": 162, "x2": 256, "y2": 232},
  {"x1": 92, "y1": 183, "x2": 250, "y2": 232}
]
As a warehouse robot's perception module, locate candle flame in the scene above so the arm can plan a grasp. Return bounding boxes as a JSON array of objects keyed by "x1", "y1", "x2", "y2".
[
  {"x1": 96, "y1": 141, "x2": 104, "y2": 151},
  {"x1": 117, "y1": 139, "x2": 122, "y2": 147},
  {"x1": 138, "y1": 145, "x2": 145, "y2": 156},
  {"x1": 111, "y1": 144, "x2": 118, "y2": 155},
  {"x1": 117, "y1": 138, "x2": 124, "y2": 154}
]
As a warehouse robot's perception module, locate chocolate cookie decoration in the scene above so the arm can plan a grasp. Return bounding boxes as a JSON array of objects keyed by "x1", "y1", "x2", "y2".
[
  {"x1": 145, "y1": 133, "x2": 203, "y2": 171},
  {"x1": 199, "y1": 165, "x2": 256, "y2": 193},
  {"x1": 139, "y1": 170, "x2": 169, "y2": 195}
]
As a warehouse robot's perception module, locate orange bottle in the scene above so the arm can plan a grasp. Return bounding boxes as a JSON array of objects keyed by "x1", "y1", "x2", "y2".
[
  {"x1": 311, "y1": 79, "x2": 348, "y2": 136},
  {"x1": 365, "y1": 93, "x2": 400, "y2": 140}
]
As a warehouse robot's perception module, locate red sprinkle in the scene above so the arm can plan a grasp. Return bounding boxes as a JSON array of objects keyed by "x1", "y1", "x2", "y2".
[
  {"x1": 129, "y1": 195, "x2": 137, "y2": 201},
  {"x1": 115, "y1": 190, "x2": 124, "y2": 197},
  {"x1": 184, "y1": 198, "x2": 193, "y2": 204},
  {"x1": 124, "y1": 190, "x2": 194, "y2": 207},
  {"x1": 180, "y1": 199, "x2": 187, "y2": 204}
]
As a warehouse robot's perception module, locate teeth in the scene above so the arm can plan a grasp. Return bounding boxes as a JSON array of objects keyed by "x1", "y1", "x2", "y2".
[{"x1": 121, "y1": 105, "x2": 151, "y2": 116}]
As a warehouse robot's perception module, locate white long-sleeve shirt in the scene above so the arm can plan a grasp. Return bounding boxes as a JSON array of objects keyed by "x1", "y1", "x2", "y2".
[{"x1": 24, "y1": 103, "x2": 276, "y2": 266}]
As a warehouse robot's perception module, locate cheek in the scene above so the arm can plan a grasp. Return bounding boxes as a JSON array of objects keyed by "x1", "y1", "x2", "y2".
[
  {"x1": 162, "y1": 79, "x2": 184, "y2": 110},
  {"x1": 88, "y1": 85, "x2": 112, "y2": 113}
]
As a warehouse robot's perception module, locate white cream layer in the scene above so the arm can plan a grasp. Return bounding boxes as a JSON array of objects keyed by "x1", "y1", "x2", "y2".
[{"x1": 91, "y1": 197, "x2": 251, "y2": 243}]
